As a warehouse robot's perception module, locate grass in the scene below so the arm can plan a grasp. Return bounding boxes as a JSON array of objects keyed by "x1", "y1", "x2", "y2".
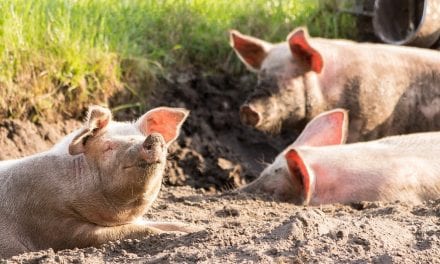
[{"x1": 0, "y1": 0, "x2": 357, "y2": 121}]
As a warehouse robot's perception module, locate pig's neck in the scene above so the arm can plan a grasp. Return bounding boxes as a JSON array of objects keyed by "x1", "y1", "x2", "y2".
[
  {"x1": 314, "y1": 44, "x2": 345, "y2": 105},
  {"x1": 300, "y1": 44, "x2": 344, "y2": 120},
  {"x1": 303, "y1": 72, "x2": 327, "y2": 120}
]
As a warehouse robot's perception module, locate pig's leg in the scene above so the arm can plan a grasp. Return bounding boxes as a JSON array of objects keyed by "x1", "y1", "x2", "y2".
[
  {"x1": 77, "y1": 221, "x2": 198, "y2": 247},
  {"x1": 69, "y1": 223, "x2": 163, "y2": 248},
  {"x1": 143, "y1": 221, "x2": 201, "y2": 233},
  {"x1": 91, "y1": 223, "x2": 162, "y2": 243}
]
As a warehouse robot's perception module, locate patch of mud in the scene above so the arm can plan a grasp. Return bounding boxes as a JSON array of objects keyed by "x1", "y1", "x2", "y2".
[
  {"x1": 7, "y1": 187, "x2": 440, "y2": 263},
  {"x1": 147, "y1": 71, "x2": 296, "y2": 191}
]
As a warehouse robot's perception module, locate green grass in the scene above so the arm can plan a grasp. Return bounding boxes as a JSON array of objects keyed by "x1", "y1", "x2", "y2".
[{"x1": 0, "y1": 0, "x2": 357, "y2": 121}]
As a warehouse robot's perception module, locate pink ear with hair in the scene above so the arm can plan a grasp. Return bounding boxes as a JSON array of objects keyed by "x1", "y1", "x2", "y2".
[
  {"x1": 293, "y1": 109, "x2": 348, "y2": 147},
  {"x1": 137, "y1": 107, "x2": 189, "y2": 144},
  {"x1": 229, "y1": 29, "x2": 272, "y2": 71},
  {"x1": 285, "y1": 149, "x2": 313, "y2": 205},
  {"x1": 287, "y1": 28, "x2": 323, "y2": 73}
]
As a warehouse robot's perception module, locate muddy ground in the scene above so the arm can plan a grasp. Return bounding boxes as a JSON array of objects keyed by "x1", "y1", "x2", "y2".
[{"x1": 1, "y1": 69, "x2": 440, "y2": 263}]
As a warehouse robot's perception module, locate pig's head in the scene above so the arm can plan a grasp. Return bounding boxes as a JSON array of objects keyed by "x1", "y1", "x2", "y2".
[
  {"x1": 240, "y1": 109, "x2": 347, "y2": 204},
  {"x1": 230, "y1": 27, "x2": 324, "y2": 134},
  {"x1": 67, "y1": 105, "x2": 189, "y2": 225}
]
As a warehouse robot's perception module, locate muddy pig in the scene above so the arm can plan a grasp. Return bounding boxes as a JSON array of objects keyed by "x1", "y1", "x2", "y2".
[
  {"x1": 241, "y1": 109, "x2": 440, "y2": 205},
  {"x1": 230, "y1": 27, "x2": 440, "y2": 142},
  {"x1": 0, "y1": 105, "x2": 194, "y2": 258}
]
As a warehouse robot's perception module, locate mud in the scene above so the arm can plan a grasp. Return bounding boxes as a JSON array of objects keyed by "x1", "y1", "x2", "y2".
[
  {"x1": 1, "y1": 72, "x2": 440, "y2": 263},
  {"x1": 148, "y1": 71, "x2": 296, "y2": 191}
]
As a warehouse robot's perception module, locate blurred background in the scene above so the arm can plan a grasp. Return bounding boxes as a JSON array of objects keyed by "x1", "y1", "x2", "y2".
[{"x1": 0, "y1": 0, "x2": 367, "y2": 122}]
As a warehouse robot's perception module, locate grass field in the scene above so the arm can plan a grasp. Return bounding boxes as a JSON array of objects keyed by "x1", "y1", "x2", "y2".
[{"x1": 0, "y1": 0, "x2": 357, "y2": 121}]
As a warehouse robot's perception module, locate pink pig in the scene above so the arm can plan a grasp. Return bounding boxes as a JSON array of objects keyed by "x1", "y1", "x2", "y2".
[
  {"x1": 0, "y1": 105, "x2": 195, "y2": 258},
  {"x1": 230, "y1": 27, "x2": 440, "y2": 142},
  {"x1": 241, "y1": 109, "x2": 440, "y2": 205}
]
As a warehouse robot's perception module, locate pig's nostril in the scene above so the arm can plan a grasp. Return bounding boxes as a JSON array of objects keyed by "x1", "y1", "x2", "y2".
[
  {"x1": 143, "y1": 133, "x2": 165, "y2": 151},
  {"x1": 141, "y1": 133, "x2": 165, "y2": 164},
  {"x1": 240, "y1": 105, "x2": 261, "y2": 127},
  {"x1": 145, "y1": 133, "x2": 162, "y2": 144},
  {"x1": 145, "y1": 144, "x2": 153, "y2": 151},
  {"x1": 143, "y1": 141, "x2": 159, "y2": 151}
]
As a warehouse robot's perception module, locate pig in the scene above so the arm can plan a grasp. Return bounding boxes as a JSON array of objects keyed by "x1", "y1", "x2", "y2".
[
  {"x1": 241, "y1": 109, "x2": 440, "y2": 205},
  {"x1": 230, "y1": 27, "x2": 440, "y2": 142},
  {"x1": 0, "y1": 105, "x2": 195, "y2": 258}
]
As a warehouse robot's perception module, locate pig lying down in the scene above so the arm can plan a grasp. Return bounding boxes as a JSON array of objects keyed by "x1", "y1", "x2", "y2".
[
  {"x1": 241, "y1": 109, "x2": 440, "y2": 205},
  {"x1": 230, "y1": 27, "x2": 440, "y2": 142},
  {"x1": 0, "y1": 105, "x2": 194, "y2": 258}
]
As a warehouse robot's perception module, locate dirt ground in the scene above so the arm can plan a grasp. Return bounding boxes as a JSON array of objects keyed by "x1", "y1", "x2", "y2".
[
  {"x1": 7, "y1": 187, "x2": 440, "y2": 264},
  {"x1": 1, "y1": 69, "x2": 440, "y2": 263}
]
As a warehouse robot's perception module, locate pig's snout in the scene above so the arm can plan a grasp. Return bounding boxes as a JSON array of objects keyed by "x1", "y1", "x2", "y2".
[
  {"x1": 240, "y1": 104, "x2": 262, "y2": 127},
  {"x1": 142, "y1": 133, "x2": 166, "y2": 164}
]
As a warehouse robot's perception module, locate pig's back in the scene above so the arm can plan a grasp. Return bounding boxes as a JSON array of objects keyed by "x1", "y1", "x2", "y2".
[
  {"x1": 302, "y1": 132, "x2": 440, "y2": 204},
  {"x1": 315, "y1": 131, "x2": 440, "y2": 161},
  {"x1": 313, "y1": 37, "x2": 440, "y2": 63},
  {"x1": 375, "y1": 131, "x2": 440, "y2": 155}
]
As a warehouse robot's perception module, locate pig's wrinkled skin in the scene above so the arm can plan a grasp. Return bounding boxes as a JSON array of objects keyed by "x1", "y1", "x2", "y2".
[
  {"x1": 241, "y1": 109, "x2": 440, "y2": 205},
  {"x1": 0, "y1": 105, "x2": 194, "y2": 258},
  {"x1": 230, "y1": 27, "x2": 440, "y2": 142}
]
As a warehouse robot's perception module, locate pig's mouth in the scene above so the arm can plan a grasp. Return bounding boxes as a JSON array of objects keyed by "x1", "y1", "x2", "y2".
[
  {"x1": 257, "y1": 120, "x2": 283, "y2": 135},
  {"x1": 123, "y1": 160, "x2": 161, "y2": 170}
]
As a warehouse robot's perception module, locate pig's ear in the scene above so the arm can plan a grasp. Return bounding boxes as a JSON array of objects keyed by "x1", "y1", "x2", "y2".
[
  {"x1": 229, "y1": 29, "x2": 272, "y2": 72},
  {"x1": 285, "y1": 149, "x2": 314, "y2": 205},
  {"x1": 287, "y1": 27, "x2": 323, "y2": 73},
  {"x1": 137, "y1": 107, "x2": 189, "y2": 145},
  {"x1": 293, "y1": 109, "x2": 348, "y2": 147},
  {"x1": 69, "y1": 105, "x2": 112, "y2": 155}
]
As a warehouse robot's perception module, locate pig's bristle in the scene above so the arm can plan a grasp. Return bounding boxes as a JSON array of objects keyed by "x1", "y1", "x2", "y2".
[
  {"x1": 267, "y1": 120, "x2": 283, "y2": 135},
  {"x1": 256, "y1": 156, "x2": 271, "y2": 166}
]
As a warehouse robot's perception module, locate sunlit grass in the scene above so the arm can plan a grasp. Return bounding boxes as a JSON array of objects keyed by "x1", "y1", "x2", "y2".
[{"x1": 0, "y1": 0, "x2": 357, "y2": 120}]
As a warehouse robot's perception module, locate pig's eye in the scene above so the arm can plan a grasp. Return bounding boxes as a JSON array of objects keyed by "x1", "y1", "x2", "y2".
[{"x1": 82, "y1": 135, "x2": 92, "y2": 145}]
